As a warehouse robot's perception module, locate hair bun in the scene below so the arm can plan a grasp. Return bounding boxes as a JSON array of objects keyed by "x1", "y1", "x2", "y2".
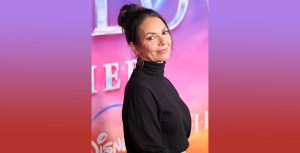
[{"x1": 118, "y1": 4, "x2": 144, "y2": 28}]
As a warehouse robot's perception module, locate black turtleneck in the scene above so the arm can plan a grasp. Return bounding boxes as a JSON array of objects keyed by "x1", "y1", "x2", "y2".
[{"x1": 122, "y1": 59, "x2": 191, "y2": 153}]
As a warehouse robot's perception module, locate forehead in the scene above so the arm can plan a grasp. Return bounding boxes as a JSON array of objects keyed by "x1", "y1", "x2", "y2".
[{"x1": 139, "y1": 17, "x2": 166, "y2": 34}]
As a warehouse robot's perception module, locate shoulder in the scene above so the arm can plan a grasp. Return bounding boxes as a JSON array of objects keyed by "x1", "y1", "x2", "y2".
[
  {"x1": 125, "y1": 74, "x2": 153, "y2": 92},
  {"x1": 123, "y1": 83, "x2": 158, "y2": 111},
  {"x1": 125, "y1": 82, "x2": 152, "y2": 98}
]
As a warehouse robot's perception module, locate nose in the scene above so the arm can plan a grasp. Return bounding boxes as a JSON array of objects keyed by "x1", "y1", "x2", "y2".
[{"x1": 158, "y1": 36, "x2": 166, "y2": 46}]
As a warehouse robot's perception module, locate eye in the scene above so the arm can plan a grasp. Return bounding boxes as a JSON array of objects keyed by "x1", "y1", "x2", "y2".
[
  {"x1": 162, "y1": 30, "x2": 169, "y2": 35},
  {"x1": 146, "y1": 36, "x2": 155, "y2": 40}
]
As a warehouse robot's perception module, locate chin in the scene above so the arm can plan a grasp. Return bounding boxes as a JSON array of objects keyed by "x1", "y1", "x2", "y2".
[
  {"x1": 158, "y1": 56, "x2": 170, "y2": 62},
  {"x1": 163, "y1": 53, "x2": 171, "y2": 60}
]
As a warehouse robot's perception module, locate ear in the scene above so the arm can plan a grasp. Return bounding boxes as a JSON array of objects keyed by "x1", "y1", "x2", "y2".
[{"x1": 130, "y1": 42, "x2": 139, "y2": 55}]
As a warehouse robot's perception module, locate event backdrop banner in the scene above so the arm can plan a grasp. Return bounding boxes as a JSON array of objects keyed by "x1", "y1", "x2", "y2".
[{"x1": 92, "y1": 0, "x2": 208, "y2": 152}]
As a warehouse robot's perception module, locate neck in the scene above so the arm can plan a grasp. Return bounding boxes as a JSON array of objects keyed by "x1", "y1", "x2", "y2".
[
  {"x1": 139, "y1": 57, "x2": 165, "y2": 64},
  {"x1": 135, "y1": 58, "x2": 166, "y2": 77}
]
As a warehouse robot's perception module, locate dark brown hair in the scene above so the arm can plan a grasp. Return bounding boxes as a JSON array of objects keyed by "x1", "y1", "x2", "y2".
[{"x1": 118, "y1": 4, "x2": 171, "y2": 47}]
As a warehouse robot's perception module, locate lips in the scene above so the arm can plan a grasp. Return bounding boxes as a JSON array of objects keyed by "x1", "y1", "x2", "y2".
[{"x1": 158, "y1": 49, "x2": 168, "y2": 54}]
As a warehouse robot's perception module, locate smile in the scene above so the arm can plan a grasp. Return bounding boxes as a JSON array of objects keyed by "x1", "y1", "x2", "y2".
[{"x1": 158, "y1": 49, "x2": 168, "y2": 54}]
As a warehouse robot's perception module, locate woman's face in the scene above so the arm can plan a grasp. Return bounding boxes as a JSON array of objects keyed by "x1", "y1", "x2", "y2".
[{"x1": 131, "y1": 17, "x2": 172, "y2": 63}]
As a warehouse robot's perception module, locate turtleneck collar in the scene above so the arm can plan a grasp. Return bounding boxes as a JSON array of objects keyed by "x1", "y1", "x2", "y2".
[{"x1": 135, "y1": 58, "x2": 166, "y2": 77}]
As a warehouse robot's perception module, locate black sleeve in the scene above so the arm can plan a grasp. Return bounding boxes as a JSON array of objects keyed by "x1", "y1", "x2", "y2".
[{"x1": 123, "y1": 87, "x2": 167, "y2": 153}]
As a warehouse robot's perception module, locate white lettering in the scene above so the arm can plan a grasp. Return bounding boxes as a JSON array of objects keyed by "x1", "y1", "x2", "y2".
[
  {"x1": 92, "y1": 132, "x2": 126, "y2": 153},
  {"x1": 92, "y1": 65, "x2": 97, "y2": 94},
  {"x1": 92, "y1": 0, "x2": 189, "y2": 36},
  {"x1": 103, "y1": 62, "x2": 121, "y2": 91},
  {"x1": 125, "y1": 59, "x2": 136, "y2": 80},
  {"x1": 195, "y1": 113, "x2": 199, "y2": 133}
]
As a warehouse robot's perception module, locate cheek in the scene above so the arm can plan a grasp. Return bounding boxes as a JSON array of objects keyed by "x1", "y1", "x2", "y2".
[
  {"x1": 165, "y1": 36, "x2": 172, "y2": 46},
  {"x1": 168, "y1": 40, "x2": 172, "y2": 46},
  {"x1": 141, "y1": 42, "x2": 156, "y2": 52}
]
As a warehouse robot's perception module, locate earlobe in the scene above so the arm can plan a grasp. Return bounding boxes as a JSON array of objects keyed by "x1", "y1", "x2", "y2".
[{"x1": 130, "y1": 42, "x2": 140, "y2": 55}]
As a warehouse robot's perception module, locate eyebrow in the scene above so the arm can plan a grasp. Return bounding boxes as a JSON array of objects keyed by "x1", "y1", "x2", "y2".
[{"x1": 144, "y1": 27, "x2": 168, "y2": 36}]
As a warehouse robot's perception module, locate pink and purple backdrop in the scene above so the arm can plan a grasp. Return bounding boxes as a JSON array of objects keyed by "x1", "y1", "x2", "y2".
[
  {"x1": 91, "y1": 0, "x2": 208, "y2": 152},
  {"x1": 2, "y1": 0, "x2": 300, "y2": 153}
]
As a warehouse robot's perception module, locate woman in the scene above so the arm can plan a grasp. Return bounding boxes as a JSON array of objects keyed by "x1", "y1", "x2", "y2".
[{"x1": 118, "y1": 4, "x2": 191, "y2": 153}]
